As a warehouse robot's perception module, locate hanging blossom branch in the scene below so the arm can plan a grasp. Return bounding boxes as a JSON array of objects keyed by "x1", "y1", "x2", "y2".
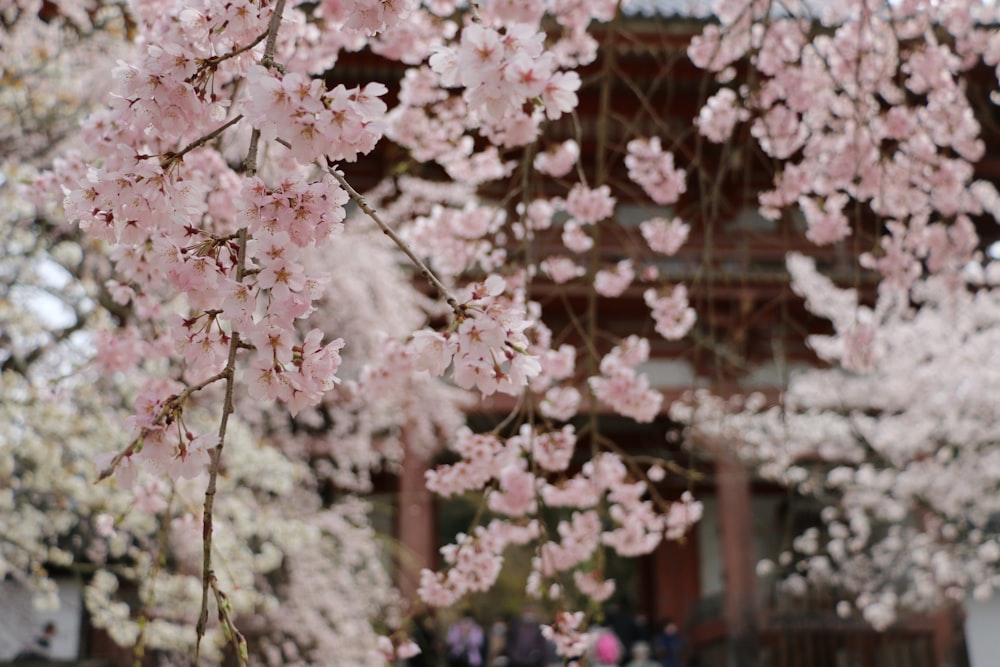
[
  {"x1": 194, "y1": 1, "x2": 287, "y2": 662},
  {"x1": 397, "y1": 1, "x2": 713, "y2": 641},
  {"x1": 55, "y1": 0, "x2": 706, "y2": 659},
  {"x1": 194, "y1": 226, "x2": 248, "y2": 665},
  {"x1": 324, "y1": 161, "x2": 466, "y2": 318},
  {"x1": 96, "y1": 368, "x2": 231, "y2": 482}
]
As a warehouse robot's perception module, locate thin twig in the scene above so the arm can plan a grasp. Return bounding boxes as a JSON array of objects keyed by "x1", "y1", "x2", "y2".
[
  {"x1": 200, "y1": 30, "x2": 268, "y2": 69},
  {"x1": 97, "y1": 369, "x2": 231, "y2": 482},
  {"x1": 161, "y1": 115, "x2": 244, "y2": 170},
  {"x1": 325, "y1": 161, "x2": 466, "y2": 318},
  {"x1": 260, "y1": 1, "x2": 286, "y2": 70},
  {"x1": 194, "y1": 219, "x2": 248, "y2": 666},
  {"x1": 211, "y1": 574, "x2": 249, "y2": 667}
]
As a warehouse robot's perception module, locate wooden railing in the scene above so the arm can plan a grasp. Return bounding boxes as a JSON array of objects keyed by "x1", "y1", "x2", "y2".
[
  {"x1": 687, "y1": 591, "x2": 941, "y2": 667},
  {"x1": 690, "y1": 624, "x2": 937, "y2": 667},
  {"x1": 758, "y1": 626, "x2": 935, "y2": 667}
]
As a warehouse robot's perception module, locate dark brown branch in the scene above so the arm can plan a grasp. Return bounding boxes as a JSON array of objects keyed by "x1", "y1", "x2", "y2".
[
  {"x1": 194, "y1": 1, "x2": 287, "y2": 661},
  {"x1": 200, "y1": 30, "x2": 268, "y2": 70},
  {"x1": 96, "y1": 368, "x2": 231, "y2": 482},
  {"x1": 161, "y1": 115, "x2": 244, "y2": 170},
  {"x1": 211, "y1": 574, "x2": 249, "y2": 667},
  {"x1": 194, "y1": 229, "x2": 246, "y2": 661}
]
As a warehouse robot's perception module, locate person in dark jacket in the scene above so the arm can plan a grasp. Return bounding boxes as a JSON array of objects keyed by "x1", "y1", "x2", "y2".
[
  {"x1": 505, "y1": 604, "x2": 547, "y2": 667},
  {"x1": 653, "y1": 618, "x2": 683, "y2": 667}
]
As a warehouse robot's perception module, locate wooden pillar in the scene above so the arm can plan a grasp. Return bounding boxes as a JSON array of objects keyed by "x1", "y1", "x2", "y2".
[
  {"x1": 715, "y1": 452, "x2": 759, "y2": 667},
  {"x1": 396, "y1": 448, "x2": 437, "y2": 604},
  {"x1": 930, "y1": 606, "x2": 958, "y2": 667},
  {"x1": 652, "y1": 528, "x2": 701, "y2": 626}
]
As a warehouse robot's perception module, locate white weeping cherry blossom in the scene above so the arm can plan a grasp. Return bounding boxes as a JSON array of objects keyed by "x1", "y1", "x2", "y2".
[{"x1": 674, "y1": 255, "x2": 1000, "y2": 629}]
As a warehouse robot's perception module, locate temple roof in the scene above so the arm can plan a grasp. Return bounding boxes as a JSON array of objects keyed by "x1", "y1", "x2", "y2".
[{"x1": 622, "y1": 0, "x2": 714, "y2": 18}]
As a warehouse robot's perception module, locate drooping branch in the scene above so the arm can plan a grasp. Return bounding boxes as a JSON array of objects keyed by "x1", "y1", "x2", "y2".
[
  {"x1": 194, "y1": 227, "x2": 247, "y2": 661},
  {"x1": 96, "y1": 368, "x2": 232, "y2": 482},
  {"x1": 325, "y1": 161, "x2": 467, "y2": 319},
  {"x1": 194, "y1": 0, "x2": 287, "y2": 661}
]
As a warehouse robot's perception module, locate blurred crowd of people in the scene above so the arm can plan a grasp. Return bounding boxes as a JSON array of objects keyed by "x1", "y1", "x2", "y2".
[{"x1": 405, "y1": 603, "x2": 694, "y2": 667}]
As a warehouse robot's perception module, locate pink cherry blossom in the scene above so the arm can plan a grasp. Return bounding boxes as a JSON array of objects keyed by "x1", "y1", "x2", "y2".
[
  {"x1": 639, "y1": 217, "x2": 690, "y2": 256},
  {"x1": 594, "y1": 260, "x2": 635, "y2": 298},
  {"x1": 542, "y1": 255, "x2": 586, "y2": 283},
  {"x1": 625, "y1": 137, "x2": 687, "y2": 206},
  {"x1": 540, "y1": 70, "x2": 581, "y2": 120},
  {"x1": 589, "y1": 338, "x2": 663, "y2": 423},
  {"x1": 665, "y1": 491, "x2": 703, "y2": 541},
  {"x1": 561, "y1": 221, "x2": 594, "y2": 253},
  {"x1": 644, "y1": 286, "x2": 696, "y2": 340},
  {"x1": 488, "y1": 463, "x2": 538, "y2": 516},
  {"x1": 542, "y1": 611, "x2": 589, "y2": 658},
  {"x1": 799, "y1": 193, "x2": 852, "y2": 245},
  {"x1": 574, "y1": 570, "x2": 615, "y2": 602},
  {"x1": 540, "y1": 386, "x2": 582, "y2": 422},
  {"x1": 534, "y1": 140, "x2": 580, "y2": 177},
  {"x1": 565, "y1": 184, "x2": 616, "y2": 225},
  {"x1": 697, "y1": 87, "x2": 749, "y2": 142}
]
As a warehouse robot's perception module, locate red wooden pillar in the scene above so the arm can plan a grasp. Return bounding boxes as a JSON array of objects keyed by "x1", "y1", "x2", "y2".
[
  {"x1": 652, "y1": 528, "x2": 701, "y2": 626},
  {"x1": 930, "y1": 606, "x2": 958, "y2": 667},
  {"x1": 396, "y1": 448, "x2": 437, "y2": 604},
  {"x1": 715, "y1": 452, "x2": 760, "y2": 667}
]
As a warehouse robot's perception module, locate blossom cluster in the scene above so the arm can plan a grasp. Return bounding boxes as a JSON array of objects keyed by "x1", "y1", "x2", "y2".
[
  {"x1": 588, "y1": 336, "x2": 663, "y2": 423},
  {"x1": 422, "y1": 405, "x2": 701, "y2": 609},
  {"x1": 418, "y1": 520, "x2": 541, "y2": 607},
  {"x1": 625, "y1": 138, "x2": 687, "y2": 206},
  {"x1": 410, "y1": 276, "x2": 541, "y2": 396},
  {"x1": 243, "y1": 65, "x2": 388, "y2": 164},
  {"x1": 428, "y1": 23, "x2": 581, "y2": 127},
  {"x1": 639, "y1": 217, "x2": 690, "y2": 256},
  {"x1": 403, "y1": 203, "x2": 507, "y2": 275},
  {"x1": 542, "y1": 611, "x2": 589, "y2": 658},
  {"x1": 644, "y1": 285, "x2": 696, "y2": 341},
  {"x1": 690, "y1": 0, "x2": 999, "y2": 289},
  {"x1": 674, "y1": 255, "x2": 1000, "y2": 628}
]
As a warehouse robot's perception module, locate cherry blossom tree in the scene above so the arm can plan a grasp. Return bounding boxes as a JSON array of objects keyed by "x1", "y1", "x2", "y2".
[
  {"x1": 687, "y1": 0, "x2": 1000, "y2": 286},
  {"x1": 6, "y1": 2, "x2": 707, "y2": 661},
  {"x1": 674, "y1": 256, "x2": 1000, "y2": 630},
  {"x1": 5, "y1": 0, "x2": 1000, "y2": 664},
  {"x1": 2, "y1": 3, "x2": 458, "y2": 664},
  {"x1": 673, "y1": 0, "x2": 1000, "y2": 639}
]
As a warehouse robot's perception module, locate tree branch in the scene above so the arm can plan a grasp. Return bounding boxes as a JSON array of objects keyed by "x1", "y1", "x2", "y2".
[
  {"x1": 324, "y1": 161, "x2": 467, "y2": 319},
  {"x1": 194, "y1": 1, "x2": 286, "y2": 661},
  {"x1": 161, "y1": 115, "x2": 244, "y2": 170}
]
